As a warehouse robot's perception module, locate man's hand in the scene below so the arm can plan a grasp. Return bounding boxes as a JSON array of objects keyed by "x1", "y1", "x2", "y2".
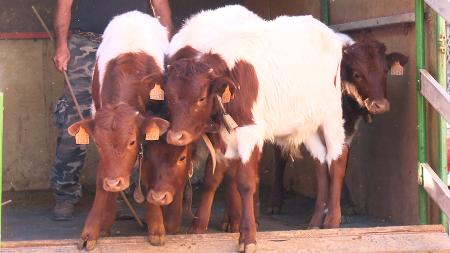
[
  {"x1": 53, "y1": 43, "x2": 70, "y2": 72},
  {"x1": 53, "y1": 0, "x2": 73, "y2": 72}
]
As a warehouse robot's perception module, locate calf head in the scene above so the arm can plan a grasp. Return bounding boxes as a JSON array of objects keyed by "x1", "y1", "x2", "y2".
[
  {"x1": 341, "y1": 38, "x2": 408, "y2": 114},
  {"x1": 145, "y1": 140, "x2": 193, "y2": 205},
  {"x1": 164, "y1": 51, "x2": 234, "y2": 146},
  {"x1": 68, "y1": 104, "x2": 169, "y2": 192}
]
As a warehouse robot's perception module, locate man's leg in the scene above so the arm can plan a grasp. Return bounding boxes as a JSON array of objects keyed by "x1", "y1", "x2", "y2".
[{"x1": 49, "y1": 34, "x2": 98, "y2": 220}]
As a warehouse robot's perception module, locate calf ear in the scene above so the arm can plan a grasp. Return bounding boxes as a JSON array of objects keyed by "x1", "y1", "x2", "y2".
[
  {"x1": 386, "y1": 52, "x2": 409, "y2": 68},
  {"x1": 142, "y1": 117, "x2": 170, "y2": 141},
  {"x1": 211, "y1": 76, "x2": 237, "y2": 103},
  {"x1": 67, "y1": 119, "x2": 95, "y2": 144}
]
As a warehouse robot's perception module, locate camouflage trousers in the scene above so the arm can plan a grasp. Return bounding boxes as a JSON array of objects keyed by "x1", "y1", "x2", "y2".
[{"x1": 49, "y1": 34, "x2": 99, "y2": 204}]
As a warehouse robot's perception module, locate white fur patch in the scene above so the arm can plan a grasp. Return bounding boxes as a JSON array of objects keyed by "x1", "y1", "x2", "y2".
[
  {"x1": 343, "y1": 81, "x2": 364, "y2": 106},
  {"x1": 171, "y1": 7, "x2": 345, "y2": 166},
  {"x1": 96, "y1": 11, "x2": 169, "y2": 97},
  {"x1": 337, "y1": 33, "x2": 355, "y2": 47}
]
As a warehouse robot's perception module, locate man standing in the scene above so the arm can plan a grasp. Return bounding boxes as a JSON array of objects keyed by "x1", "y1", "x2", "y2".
[{"x1": 50, "y1": 0, "x2": 172, "y2": 221}]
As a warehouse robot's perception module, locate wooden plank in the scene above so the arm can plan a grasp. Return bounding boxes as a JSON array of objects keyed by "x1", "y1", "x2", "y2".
[
  {"x1": 425, "y1": 0, "x2": 450, "y2": 24},
  {"x1": 330, "y1": 12, "x2": 415, "y2": 32},
  {"x1": 421, "y1": 163, "x2": 450, "y2": 217},
  {"x1": 420, "y1": 69, "x2": 450, "y2": 123},
  {"x1": 2, "y1": 225, "x2": 450, "y2": 253}
]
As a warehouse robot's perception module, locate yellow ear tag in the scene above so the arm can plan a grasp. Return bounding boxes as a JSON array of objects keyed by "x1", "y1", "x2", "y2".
[
  {"x1": 222, "y1": 86, "x2": 232, "y2": 104},
  {"x1": 149, "y1": 84, "x2": 164, "y2": 100},
  {"x1": 390, "y1": 61, "x2": 404, "y2": 76},
  {"x1": 75, "y1": 126, "x2": 89, "y2": 145},
  {"x1": 146, "y1": 126, "x2": 160, "y2": 141}
]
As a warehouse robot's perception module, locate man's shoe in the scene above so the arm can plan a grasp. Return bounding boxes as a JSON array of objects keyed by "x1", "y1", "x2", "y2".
[{"x1": 53, "y1": 202, "x2": 74, "y2": 221}]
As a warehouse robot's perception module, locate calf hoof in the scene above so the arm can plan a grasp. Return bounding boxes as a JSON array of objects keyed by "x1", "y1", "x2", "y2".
[
  {"x1": 245, "y1": 243, "x2": 257, "y2": 253},
  {"x1": 308, "y1": 210, "x2": 326, "y2": 229},
  {"x1": 323, "y1": 214, "x2": 341, "y2": 229},
  {"x1": 78, "y1": 237, "x2": 97, "y2": 251},
  {"x1": 148, "y1": 234, "x2": 165, "y2": 246},
  {"x1": 187, "y1": 223, "x2": 207, "y2": 234},
  {"x1": 221, "y1": 221, "x2": 240, "y2": 233}
]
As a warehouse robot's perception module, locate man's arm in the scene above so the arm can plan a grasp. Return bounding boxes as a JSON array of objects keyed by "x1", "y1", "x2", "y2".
[
  {"x1": 53, "y1": 0, "x2": 74, "y2": 72},
  {"x1": 151, "y1": 0, "x2": 173, "y2": 37}
]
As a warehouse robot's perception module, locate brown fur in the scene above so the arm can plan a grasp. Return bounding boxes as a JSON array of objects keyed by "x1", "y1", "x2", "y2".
[
  {"x1": 164, "y1": 47, "x2": 262, "y2": 245},
  {"x1": 142, "y1": 139, "x2": 193, "y2": 240},
  {"x1": 74, "y1": 52, "x2": 168, "y2": 250}
]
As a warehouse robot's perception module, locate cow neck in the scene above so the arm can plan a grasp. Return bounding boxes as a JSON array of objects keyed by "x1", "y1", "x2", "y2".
[
  {"x1": 220, "y1": 60, "x2": 259, "y2": 127},
  {"x1": 341, "y1": 88, "x2": 372, "y2": 138}
]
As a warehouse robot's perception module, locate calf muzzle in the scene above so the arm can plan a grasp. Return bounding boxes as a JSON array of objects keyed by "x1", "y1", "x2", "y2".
[
  {"x1": 147, "y1": 190, "x2": 173, "y2": 205},
  {"x1": 103, "y1": 177, "x2": 129, "y2": 192},
  {"x1": 365, "y1": 98, "x2": 390, "y2": 114},
  {"x1": 166, "y1": 130, "x2": 192, "y2": 146}
]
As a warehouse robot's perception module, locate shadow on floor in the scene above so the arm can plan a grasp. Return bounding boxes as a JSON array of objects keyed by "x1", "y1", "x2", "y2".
[{"x1": 1, "y1": 185, "x2": 393, "y2": 241}]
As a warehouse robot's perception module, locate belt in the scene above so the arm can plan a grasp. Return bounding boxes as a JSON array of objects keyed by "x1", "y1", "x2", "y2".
[{"x1": 72, "y1": 30, "x2": 102, "y2": 44}]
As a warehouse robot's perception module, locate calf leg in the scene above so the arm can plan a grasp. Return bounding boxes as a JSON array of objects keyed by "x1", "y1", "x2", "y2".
[
  {"x1": 164, "y1": 183, "x2": 185, "y2": 234},
  {"x1": 78, "y1": 181, "x2": 114, "y2": 251},
  {"x1": 188, "y1": 158, "x2": 226, "y2": 234},
  {"x1": 267, "y1": 145, "x2": 286, "y2": 214},
  {"x1": 237, "y1": 147, "x2": 260, "y2": 253},
  {"x1": 147, "y1": 203, "x2": 166, "y2": 246},
  {"x1": 222, "y1": 170, "x2": 242, "y2": 232},
  {"x1": 323, "y1": 145, "x2": 349, "y2": 228},
  {"x1": 100, "y1": 192, "x2": 119, "y2": 236},
  {"x1": 308, "y1": 159, "x2": 329, "y2": 228}
]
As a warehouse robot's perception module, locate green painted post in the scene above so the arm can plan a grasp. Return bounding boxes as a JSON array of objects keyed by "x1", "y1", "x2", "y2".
[
  {"x1": 0, "y1": 93, "x2": 3, "y2": 241},
  {"x1": 436, "y1": 15, "x2": 448, "y2": 232},
  {"x1": 320, "y1": 0, "x2": 330, "y2": 25},
  {"x1": 415, "y1": 0, "x2": 428, "y2": 225}
]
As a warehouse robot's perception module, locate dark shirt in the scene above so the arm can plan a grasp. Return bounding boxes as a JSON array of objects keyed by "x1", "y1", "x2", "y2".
[
  {"x1": 70, "y1": 0, "x2": 150, "y2": 34},
  {"x1": 169, "y1": 0, "x2": 244, "y2": 30}
]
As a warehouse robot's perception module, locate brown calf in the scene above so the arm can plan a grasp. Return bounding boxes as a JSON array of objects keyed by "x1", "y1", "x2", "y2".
[
  {"x1": 268, "y1": 36, "x2": 409, "y2": 229},
  {"x1": 143, "y1": 137, "x2": 194, "y2": 246},
  {"x1": 73, "y1": 52, "x2": 169, "y2": 250}
]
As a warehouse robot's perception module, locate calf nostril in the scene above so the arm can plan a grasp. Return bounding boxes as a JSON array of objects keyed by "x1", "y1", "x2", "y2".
[
  {"x1": 151, "y1": 191, "x2": 167, "y2": 202},
  {"x1": 105, "y1": 178, "x2": 122, "y2": 188}
]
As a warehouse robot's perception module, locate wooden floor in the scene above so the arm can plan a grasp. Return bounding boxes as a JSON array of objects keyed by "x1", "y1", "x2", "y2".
[{"x1": 2, "y1": 225, "x2": 450, "y2": 253}]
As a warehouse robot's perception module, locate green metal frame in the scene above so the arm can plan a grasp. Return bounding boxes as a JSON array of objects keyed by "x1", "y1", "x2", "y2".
[
  {"x1": 0, "y1": 93, "x2": 3, "y2": 240},
  {"x1": 320, "y1": 0, "x2": 330, "y2": 25},
  {"x1": 416, "y1": 0, "x2": 428, "y2": 226},
  {"x1": 416, "y1": 0, "x2": 449, "y2": 231}
]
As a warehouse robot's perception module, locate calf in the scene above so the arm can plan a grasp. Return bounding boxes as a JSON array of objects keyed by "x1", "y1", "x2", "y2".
[
  {"x1": 68, "y1": 11, "x2": 170, "y2": 250},
  {"x1": 267, "y1": 34, "x2": 409, "y2": 229},
  {"x1": 142, "y1": 136, "x2": 194, "y2": 246},
  {"x1": 164, "y1": 6, "x2": 345, "y2": 252}
]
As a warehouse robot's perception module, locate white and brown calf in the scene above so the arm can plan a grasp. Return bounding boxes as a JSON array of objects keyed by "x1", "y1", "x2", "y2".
[{"x1": 164, "y1": 6, "x2": 345, "y2": 252}]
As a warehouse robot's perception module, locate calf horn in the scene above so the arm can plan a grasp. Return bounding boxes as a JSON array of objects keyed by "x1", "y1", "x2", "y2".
[{"x1": 201, "y1": 134, "x2": 216, "y2": 174}]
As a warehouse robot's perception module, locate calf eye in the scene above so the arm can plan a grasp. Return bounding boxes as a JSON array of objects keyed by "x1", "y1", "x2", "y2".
[
  {"x1": 353, "y1": 72, "x2": 362, "y2": 80},
  {"x1": 198, "y1": 97, "x2": 206, "y2": 103},
  {"x1": 179, "y1": 155, "x2": 186, "y2": 162},
  {"x1": 129, "y1": 140, "x2": 136, "y2": 146}
]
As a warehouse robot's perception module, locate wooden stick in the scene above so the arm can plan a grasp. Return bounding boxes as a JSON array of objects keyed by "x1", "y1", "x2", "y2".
[
  {"x1": 32, "y1": 6, "x2": 84, "y2": 120},
  {"x1": 120, "y1": 191, "x2": 143, "y2": 227}
]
